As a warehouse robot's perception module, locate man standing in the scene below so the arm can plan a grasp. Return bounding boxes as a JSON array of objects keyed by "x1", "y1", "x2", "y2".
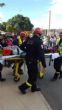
[
  {"x1": 18, "y1": 28, "x2": 46, "y2": 94},
  {"x1": 51, "y1": 32, "x2": 62, "y2": 81}
]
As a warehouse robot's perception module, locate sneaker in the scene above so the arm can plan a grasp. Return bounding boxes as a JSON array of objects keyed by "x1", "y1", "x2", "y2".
[
  {"x1": 0, "y1": 78, "x2": 6, "y2": 82},
  {"x1": 18, "y1": 86, "x2": 26, "y2": 94},
  {"x1": 51, "y1": 73, "x2": 59, "y2": 81},
  {"x1": 31, "y1": 88, "x2": 41, "y2": 92}
]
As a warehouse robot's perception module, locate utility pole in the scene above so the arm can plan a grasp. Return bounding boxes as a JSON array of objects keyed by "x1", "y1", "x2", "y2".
[
  {"x1": 49, "y1": 10, "x2": 51, "y2": 30},
  {"x1": 48, "y1": 10, "x2": 51, "y2": 36}
]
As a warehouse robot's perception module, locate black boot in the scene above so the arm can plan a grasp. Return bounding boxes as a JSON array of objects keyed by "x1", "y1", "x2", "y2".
[
  {"x1": 0, "y1": 78, "x2": 6, "y2": 81},
  {"x1": 0, "y1": 72, "x2": 6, "y2": 82},
  {"x1": 18, "y1": 86, "x2": 26, "y2": 94},
  {"x1": 31, "y1": 84, "x2": 40, "y2": 92},
  {"x1": 51, "y1": 73, "x2": 59, "y2": 81},
  {"x1": 59, "y1": 72, "x2": 62, "y2": 79},
  {"x1": 18, "y1": 83, "x2": 30, "y2": 94},
  {"x1": 31, "y1": 87, "x2": 40, "y2": 92}
]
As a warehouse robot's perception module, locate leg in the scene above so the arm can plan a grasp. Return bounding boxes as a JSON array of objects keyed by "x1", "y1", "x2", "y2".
[
  {"x1": 51, "y1": 58, "x2": 60, "y2": 81},
  {"x1": 59, "y1": 57, "x2": 62, "y2": 78},
  {"x1": 18, "y1": 61, "x2": 24, "y2": 75},
  {"x1": 18, "y1": 60, "x2": 40, "y2": 94},
  {"x1": 29, "y1": 61, "x2": 40, "y2": 92},
  {"x1": 14, "y1": 62, "x2": 20, "y2": 82},
  {"x1": 38, "y1": 61, "x2": 44, "y2": 79},
  {"x1": 0, "y1": 63, "x2": 6, "y2": 81}
]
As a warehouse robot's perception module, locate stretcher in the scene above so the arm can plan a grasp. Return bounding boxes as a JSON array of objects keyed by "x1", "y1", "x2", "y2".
[
  {"x1": 0, "y1": 46, "x2": 60, "y2": 82},
  {"x1": 0, "y1": 54, "x2": 26, "y2": 82},
  {"x1": 0, "y1": 46, "x2": 26, "y2": 82},
  {"x1": 45, "y1": 52, "x2": 60, "y2": 66}
]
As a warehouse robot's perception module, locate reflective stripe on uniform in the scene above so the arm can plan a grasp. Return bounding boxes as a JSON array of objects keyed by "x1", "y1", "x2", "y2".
[
  {"x1": 26, "y1": 82, "x2": 32, "y2": 87},
  {"x1": 37, "y1": 61, "x2": 44, "y2": 78},
  {"x1": 39, "y1": 62, "x2": 43, "y2": 78},
  {"x1": 18, "y1": 36, "x2": 22, "y2": 45},
  {"x1": 58, "y1": 42, "x2": 62, "y2": 55},
  {"x1": 40, "y1": 71, "x2": 43, "y2": 78}
]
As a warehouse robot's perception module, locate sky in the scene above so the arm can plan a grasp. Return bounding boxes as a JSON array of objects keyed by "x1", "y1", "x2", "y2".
[{"x1": 0, "y1": 0, "x2": 62, "y2": 29}]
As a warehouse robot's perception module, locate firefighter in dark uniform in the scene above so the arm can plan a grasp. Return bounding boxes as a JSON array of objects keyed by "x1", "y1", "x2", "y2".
[
  {"x1": 18, "y1": 31, "x2": 29, "y2": 75},
  {"x1": 51, "y1": 32, "x2": 62, "y2": 81},
  {"x1": 18, "y1": 28, "x2": 46, "y2": 94}
]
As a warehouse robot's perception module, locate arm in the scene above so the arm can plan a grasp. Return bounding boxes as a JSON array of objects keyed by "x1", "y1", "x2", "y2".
[
  {"x1": 19, "y1": 39, "x2": 28, "y2": 52},
  {"x1": 38, "y1": 40, "x2": 46, "y2": 68}
]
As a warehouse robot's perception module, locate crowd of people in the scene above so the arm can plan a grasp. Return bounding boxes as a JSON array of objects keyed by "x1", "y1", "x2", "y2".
[{"x1": 0, "y1": 28, "x2": 62, "y2": 94}]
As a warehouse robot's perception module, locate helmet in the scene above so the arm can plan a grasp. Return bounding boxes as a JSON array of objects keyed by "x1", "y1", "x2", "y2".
[
  {"x1": 59, "y1": 32, "x2": 62, "y2": 37},
  {"x1": 33, "y1": 27, "x2": 42, "y2": 35},
  {"x1": 20, "y1": 32, "x2": 26, "y2": 37},
  {"x1": 24, "y1": 31, "x2": 29, "y2": 37}
]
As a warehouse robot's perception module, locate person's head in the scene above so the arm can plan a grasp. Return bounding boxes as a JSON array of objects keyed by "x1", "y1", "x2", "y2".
[
  {"x1": 24, "y1": 31, "x2": 29, "y2": 37},
  {"x1": 20, "y1": 31, "x2": 29, "y2": 41},
  {"x1": 33, "y1": 27, "x2": 43, "y2": 37},
  {"x1": 59, "y1": 32, "x2": 62, "y2": 39}
]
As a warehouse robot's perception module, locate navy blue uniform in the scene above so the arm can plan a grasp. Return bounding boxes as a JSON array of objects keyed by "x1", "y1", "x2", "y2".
[{"x1": 19, "y1": 35, "x2": 46, "y2": 93}]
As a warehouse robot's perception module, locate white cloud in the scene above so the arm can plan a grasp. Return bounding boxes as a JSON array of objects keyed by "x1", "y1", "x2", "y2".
[
  {"x1": 0, "y1": 12, "x2": 3, "y2": 18},
  {"x1": 51, "y1": 0, "x2": 62, "y2": 5},
  {"x1": 50, "y1": 0, "x2": 62, "y2": 15},
  {"x1": 31, "y1": 13, "x2": 49, "y2": 29},
  {"x1": 31, "y1": 0, "x2": 62, "y2": 29},
  {"x1": 49, "y1": 0, "x2": 62, "y2": 28}
]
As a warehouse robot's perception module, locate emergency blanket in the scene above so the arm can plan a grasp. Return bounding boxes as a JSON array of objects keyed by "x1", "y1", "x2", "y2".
[
  {"x1": 52, "y1": 53, "x2": 60, "y2": 59},
  {"x1": 45, "y1": 53, "x2": 60, "y2": 59}
]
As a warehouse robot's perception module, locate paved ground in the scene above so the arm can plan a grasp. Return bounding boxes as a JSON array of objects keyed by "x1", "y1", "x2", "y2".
[
  {"x1": 37, "y1": 58, "x2": 62, "y2": 110},
  {"x1": 0, "y1": 67, "x2": 52, "y2": 110}
]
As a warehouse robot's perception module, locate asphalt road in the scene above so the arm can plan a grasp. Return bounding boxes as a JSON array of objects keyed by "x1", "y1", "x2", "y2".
[
  {"x1": 2, "y1": 58, "x2": 62, "y2": 110},
  {"x1": 37, "y1": 58, "x2": 62, "y2": 110}
]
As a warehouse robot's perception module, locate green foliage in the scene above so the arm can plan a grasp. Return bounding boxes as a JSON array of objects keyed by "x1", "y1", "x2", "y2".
[
  {"x1": 0, "y1": 14, "x2": 34, "y2": 33},
  {"x1": 0, "y1": 3, "x2": 5, "y2": 7}
]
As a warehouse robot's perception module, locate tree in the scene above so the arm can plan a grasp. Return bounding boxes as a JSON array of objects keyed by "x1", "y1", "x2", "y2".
[
  {"x1": 6, "y1": 14, "x2": 34, "y2": 32},
  {"x1": 0, "y1": 14, "x2": 34, "y2": 32},
  {"x1": 0, "y1": 3, "x2": 5, "y2": 7},
  {"x1": 0, "y1": 22, "x2": 6, "y2": 31}
]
